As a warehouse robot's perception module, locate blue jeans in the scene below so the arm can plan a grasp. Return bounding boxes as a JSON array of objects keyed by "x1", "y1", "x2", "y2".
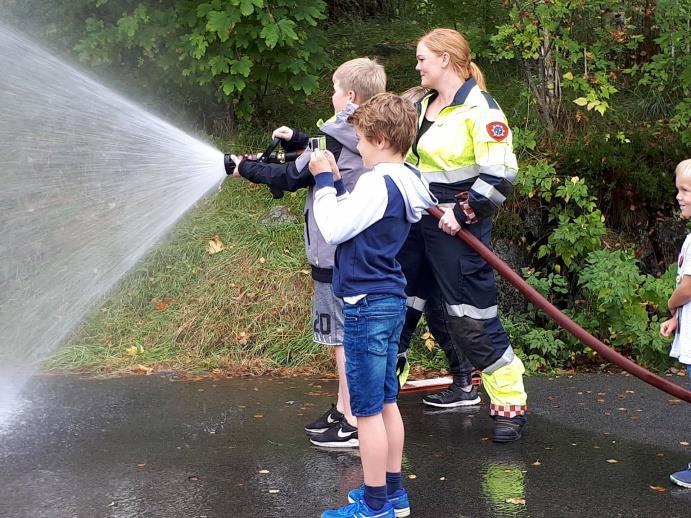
[{"x1": 343, "y1": 294, "x2": 406, "y2": 417}]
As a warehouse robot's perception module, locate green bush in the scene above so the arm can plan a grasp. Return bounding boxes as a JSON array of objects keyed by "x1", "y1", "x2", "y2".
[
  {"x1": 555, "y1": 128, "x2": 683, "y2": 228},
  {"x1": 578, "y1": 249, "x2": 674, "y2": 370}
]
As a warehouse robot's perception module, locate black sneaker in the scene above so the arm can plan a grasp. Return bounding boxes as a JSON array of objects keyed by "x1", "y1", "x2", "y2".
[
  {"x1": 422, "y1": 384, "x2": 481, "y2": 408},
  {"x1": 309, "y1": 421, "x2": 359, "y2": 448},
  {"x1": 304, "y1": 404, "x2": 343, "y2": 434}
]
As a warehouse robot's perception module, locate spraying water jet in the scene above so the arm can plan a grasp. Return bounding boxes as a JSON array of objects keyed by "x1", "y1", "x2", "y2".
[{"x1": 0, "y1": 20, "x2": 227, "y2": 420}]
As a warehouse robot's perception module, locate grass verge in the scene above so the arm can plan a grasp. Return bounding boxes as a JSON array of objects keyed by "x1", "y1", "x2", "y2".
[{"x1": 49, "y1": 178, "x2": 337, "y2": 376}]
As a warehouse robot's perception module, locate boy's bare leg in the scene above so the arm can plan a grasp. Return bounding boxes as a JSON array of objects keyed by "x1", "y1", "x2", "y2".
[
  {"x1": 358, "y1": 414, "x2": 387, "y2": 487},
  {"x1": 334, "y1": 345, "x2": 357, "y2": 427},
  {"x1": 382, "y1": 402, "x2": 404, "y2": 472}
]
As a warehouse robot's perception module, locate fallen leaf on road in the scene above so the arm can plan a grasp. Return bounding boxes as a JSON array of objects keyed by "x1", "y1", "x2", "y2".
[{"x1": 649, "y1": 485, "x2": 667, "y2": 492}]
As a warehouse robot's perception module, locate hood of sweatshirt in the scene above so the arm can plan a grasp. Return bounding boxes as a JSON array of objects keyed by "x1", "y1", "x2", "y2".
[
  {"x1": 320, "y1": 102, "x2": 359, "y2": 155},
  {"x1": 375, "y1": 162, "x2": 438, "y2": 223}
]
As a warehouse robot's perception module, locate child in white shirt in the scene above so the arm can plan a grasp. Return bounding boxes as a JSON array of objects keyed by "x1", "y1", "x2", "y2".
[{"x1": 660, "y1": 158, "x2": 691, "y2": 488}]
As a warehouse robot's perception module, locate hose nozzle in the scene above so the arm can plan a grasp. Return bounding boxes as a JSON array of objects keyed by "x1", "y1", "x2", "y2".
[{"x1": 224, "y1": 154, "x2": 235, "y2": 175}]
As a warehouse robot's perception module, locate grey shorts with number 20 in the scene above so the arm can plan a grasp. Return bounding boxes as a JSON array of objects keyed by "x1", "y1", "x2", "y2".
[{"x1": 312, "y1": 280, "x2": 345, "y2": 346}]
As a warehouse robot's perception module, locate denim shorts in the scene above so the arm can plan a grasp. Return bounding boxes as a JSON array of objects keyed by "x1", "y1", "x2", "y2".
[{"x1": 343, "y1": 294, "x2": 406, "y2": 417}]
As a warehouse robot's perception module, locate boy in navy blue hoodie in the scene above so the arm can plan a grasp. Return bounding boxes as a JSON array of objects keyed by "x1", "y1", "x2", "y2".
[{"x1": 309, "y1": 93, "x2": 436, "y2": 518}]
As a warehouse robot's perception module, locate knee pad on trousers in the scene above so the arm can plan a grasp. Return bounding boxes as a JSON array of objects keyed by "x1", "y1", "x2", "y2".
[
  {"x1": 444, "y1": 315, "x2": 503, "y2": 371},
  {"x1": 424, "y1": 303, "x2": 475, "y2": 376}
]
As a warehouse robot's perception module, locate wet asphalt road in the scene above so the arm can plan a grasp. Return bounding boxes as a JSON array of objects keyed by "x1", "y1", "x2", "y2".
[{"x1": 0, "y1": 373, "x2": 690, "y2": 518}]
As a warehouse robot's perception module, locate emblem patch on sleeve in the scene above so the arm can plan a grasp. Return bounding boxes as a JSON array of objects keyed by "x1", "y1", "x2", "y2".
[{"x1": 486, "y1": 121, "x2": 509, "y2": 141}]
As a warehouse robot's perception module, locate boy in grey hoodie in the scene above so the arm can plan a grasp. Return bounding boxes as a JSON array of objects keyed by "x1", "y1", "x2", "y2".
[{"x1": 229, "y1": 58, "x2": 386, "y2": 447}]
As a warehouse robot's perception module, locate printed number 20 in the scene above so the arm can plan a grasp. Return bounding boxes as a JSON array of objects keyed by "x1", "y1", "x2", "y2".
[{"x1": 314, "y1": 313, "x2": 331, "y2": 335}]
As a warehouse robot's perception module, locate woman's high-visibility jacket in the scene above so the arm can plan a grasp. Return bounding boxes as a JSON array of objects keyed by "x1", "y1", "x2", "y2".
[{"x1": 405, "y1": 78, "x2": 518, "y2": 224}]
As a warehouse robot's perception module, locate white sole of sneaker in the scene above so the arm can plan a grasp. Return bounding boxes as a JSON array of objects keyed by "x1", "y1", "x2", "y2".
[
  {"x1": 670, "y1": 474, "x2": 691, "y2": 488},
  {"x1": 422, "y1": 396, "x2": 481, "y2": 408},
  {"x1": 304, "y1": 426, "x2": 329, "y2": 434},
  {"x1": 346, "y1": 497, "x2": 409, "y2": 517},
  {"x1": 309, "y1": 438, "x2": 359, "y2": 448}
]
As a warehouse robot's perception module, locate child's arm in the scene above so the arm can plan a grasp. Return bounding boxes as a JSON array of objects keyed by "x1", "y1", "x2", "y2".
[
  {"x1": 237, "y1": 159, "x2": 311, "y2": 192},
  {"x1": 234, "y1": 131, "x2": 343, "y2": 193},
  {"x1": 667, "y1": 275, "x2": 691, "y2": 312},
  {"x1": 309, "y1": 150, "x2": 387, "y2": 245},
  {"x1": 660, "y1": 315, "x2": 677, "y2": 337},
  {"x1": 272, "y1": 126, "x2": 309, "y2": 152}
]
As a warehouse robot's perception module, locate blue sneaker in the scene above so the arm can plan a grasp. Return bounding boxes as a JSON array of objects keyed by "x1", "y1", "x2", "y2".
[
  {"x1": 322, "y1": 494, "x2": 394, "y2": 518},
  {"x1": 670, "y1": 463, "x2": 691, "y2": 488},
  {"x1": 347, "y1": 486, "x2": 410, "y2": 517}
]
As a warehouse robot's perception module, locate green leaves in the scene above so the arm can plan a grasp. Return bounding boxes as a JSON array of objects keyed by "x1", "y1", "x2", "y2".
[
  {"x1": 206, "y1": 9, "x2": 241, "y2": 41},
  {"x1": 222, "y1": 75, "x2": 246, "y2": 95},
  {"x1": 230, "y1": 56, "x2": 252, "y2": 77},
  {"x1": 489, "y1": 0, "x2": 630, "y2": 131},
  {"x1": 69, "y1": 0, "x2": 328, "y2": 122},
  {"x1": 260, "y1": 24, "x2": 280, "y2": 48}
]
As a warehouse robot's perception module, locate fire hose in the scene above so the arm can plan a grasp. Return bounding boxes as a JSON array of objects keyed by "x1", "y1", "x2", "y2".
[{"x1": 426, "y1": 206, "x2": 691, "y2": 404}]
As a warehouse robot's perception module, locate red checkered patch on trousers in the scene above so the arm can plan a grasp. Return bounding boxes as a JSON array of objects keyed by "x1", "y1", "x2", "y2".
[{"x1": 490, "y1": 404, "x2": 526, "y2": 418}]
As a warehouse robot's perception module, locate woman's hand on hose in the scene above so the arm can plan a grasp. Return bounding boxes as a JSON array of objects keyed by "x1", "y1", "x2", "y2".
[{"x1": 438, "y1": 207, "x2": 461, "y2": 235}]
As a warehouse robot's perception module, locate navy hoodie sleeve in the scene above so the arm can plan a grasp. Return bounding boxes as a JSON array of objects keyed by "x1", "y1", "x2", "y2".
[
  {"x1": 238, "y1": 130, "x2": 345, "y2": 193},
  {"x1": 281, "y1": 128, "x2": 309, "y2": 153},
  {"x1": 238, "y1": 159, "x2": 313, "y2": 192}
]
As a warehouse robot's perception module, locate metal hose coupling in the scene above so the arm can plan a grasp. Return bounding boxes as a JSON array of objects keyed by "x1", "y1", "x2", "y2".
[{"x1": 223, "y1": 154, "x2": 235, "y2": 175}]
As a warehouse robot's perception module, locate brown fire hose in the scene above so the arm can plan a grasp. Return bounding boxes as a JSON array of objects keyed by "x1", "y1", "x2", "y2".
[{"x1": 427, "y1": 206, "x2": 691, "y2": 404}]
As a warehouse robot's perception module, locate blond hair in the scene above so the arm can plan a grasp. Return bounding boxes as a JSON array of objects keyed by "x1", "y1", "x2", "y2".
[
  {"x1": 400, "y1": 85, "x2": 429, "y2": 104},
  {"x1": 676, "y1": 159, "x2": 691, "y2": 177},
  {"x1": 333, "y1": 57, "x2": 386, "y2": 103},
  {"x1": 419, "y1": 28, "x2": 486, "y2": 91},
  {"x1": 348, "y1": 93, "x2": 418, "y2": 156}
]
